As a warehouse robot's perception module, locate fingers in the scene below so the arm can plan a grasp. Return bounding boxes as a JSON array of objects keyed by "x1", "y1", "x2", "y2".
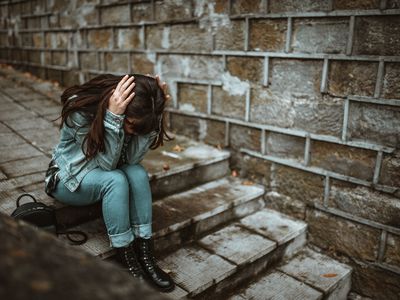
[
  {"x1": 116, "y1": 74, "x2": 129, "y2": 92},
  {"x1": 120, "y1": 75, "x2": 135, "y2": 92}
]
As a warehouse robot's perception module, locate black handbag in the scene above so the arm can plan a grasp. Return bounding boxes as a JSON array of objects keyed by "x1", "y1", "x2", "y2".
[{"x1": 11, "y1": 193, "x2": 88, "y2": 246}]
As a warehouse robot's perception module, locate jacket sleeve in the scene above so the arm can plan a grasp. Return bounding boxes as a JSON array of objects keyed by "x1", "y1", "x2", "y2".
[{"x1": 67, "y1": 109, "x2": 125, "y2": 171}]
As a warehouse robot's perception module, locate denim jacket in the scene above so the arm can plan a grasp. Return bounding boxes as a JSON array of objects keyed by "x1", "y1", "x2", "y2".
[{"x1": 51, "y1": 102, "x2": 158, "y2": 193}]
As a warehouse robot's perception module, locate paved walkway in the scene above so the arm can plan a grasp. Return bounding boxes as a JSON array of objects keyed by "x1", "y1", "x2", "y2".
[{"x1": 0, "y1": 64, "x2": 64, "y2": 212}]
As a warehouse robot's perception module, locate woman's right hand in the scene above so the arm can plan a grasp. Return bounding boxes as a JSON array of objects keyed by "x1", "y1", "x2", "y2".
[{"x1": 108, "y1": 75, "x2": 135, "y2": 115}]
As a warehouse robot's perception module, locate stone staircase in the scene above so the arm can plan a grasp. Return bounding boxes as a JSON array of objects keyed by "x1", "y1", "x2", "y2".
[
  {"x1": 0, "y1": 65, "x2": 352, "y2": 299},
  {"x1": 47, "y1": 136, "x2": 351, "y2": 299}
]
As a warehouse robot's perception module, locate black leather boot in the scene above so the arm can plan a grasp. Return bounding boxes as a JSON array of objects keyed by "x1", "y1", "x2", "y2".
[
  {"x1": 115, "y1": 241, "x2": 145, "y2": 280},
  {"x1": 134, "y1": 237, "x2": 175, "y2": 292}
]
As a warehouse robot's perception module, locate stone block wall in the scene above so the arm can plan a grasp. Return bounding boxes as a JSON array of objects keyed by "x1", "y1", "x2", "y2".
[{"x1": 0, "y1": 0, "x2": 399, "y2": 298}]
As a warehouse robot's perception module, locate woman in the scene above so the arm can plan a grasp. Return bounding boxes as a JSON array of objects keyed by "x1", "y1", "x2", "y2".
[{"x1": 44, "y1": 73, "x2": 175, "y2": 292}]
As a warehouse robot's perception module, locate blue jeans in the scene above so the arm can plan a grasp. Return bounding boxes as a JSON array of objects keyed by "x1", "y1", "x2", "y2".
[{"x1": 51, "y1": 163, "x2": 152, "y2": 248}]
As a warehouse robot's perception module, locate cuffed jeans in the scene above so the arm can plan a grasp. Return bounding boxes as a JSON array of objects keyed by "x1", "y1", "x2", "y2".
[{"x1": 51, "y1": 163, "x2": 152, "y2": 248}]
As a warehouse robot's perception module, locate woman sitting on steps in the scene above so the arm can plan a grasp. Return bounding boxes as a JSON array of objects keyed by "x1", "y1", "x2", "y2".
[{"x1": 44, "y1": 73, "x2": 176, "y2": 293}]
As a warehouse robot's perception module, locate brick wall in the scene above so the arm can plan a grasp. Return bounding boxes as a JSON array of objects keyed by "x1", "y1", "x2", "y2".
[{"x1": 1, "y1": 0, "x2": 400, "y2": 298}]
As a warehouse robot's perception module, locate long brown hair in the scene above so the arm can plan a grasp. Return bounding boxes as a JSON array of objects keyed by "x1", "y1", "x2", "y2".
[{"x1": 59, "y1": 73, "x2": 173, "y2": 160}]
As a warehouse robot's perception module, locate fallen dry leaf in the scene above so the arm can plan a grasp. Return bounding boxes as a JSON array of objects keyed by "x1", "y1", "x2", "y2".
[
  {"x1": 163, "y1": 163, "x2": 170, "y2": 171},
  {"x1": 242, "y1": 180, "x2": 254, "y2": 186},
  {"x1": 172, "y1": 144, "x2": 184, "y2": 152},
  {"x1": 232, "y1": 170, "x2": 238, "y2": 177},
  {"x1": 322, "y1": 273, "x2": 338, "y2": 278},
  {"x1": 216, "y1": 143, "x2": 222, "y2": 150}
]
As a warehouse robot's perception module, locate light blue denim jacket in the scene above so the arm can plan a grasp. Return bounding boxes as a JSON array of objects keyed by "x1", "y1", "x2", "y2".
[{"x1": 51, "y1": 102, "x2": 158, "y2": 193}]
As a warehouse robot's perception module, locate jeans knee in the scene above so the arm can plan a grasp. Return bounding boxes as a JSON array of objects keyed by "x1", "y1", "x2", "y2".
[
  {"x1": 125, "y1": 164, "x2": 149, "y2": 184},
  {"x1": 103, "y1": 170, "x2": 129, "y2": 194}
]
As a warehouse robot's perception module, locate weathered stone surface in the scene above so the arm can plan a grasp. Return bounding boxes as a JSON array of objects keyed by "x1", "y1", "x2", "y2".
[
  {"x1": 0, "y1": 143, "x2": 43, "y2": 164},
  {"x1": 328, "y1": 60, "x2": 378, "y2": 97},
  {"x1": 199, "y1": 224, "x2": 276, "y2": 266},
  {"x1": 0, "y1": 132, "x2": 26, "y2": 147},
  {"x1": 87, "y1": 29, "x2": 112, "y2": 49},
  {"x1": 333, "y1": 0, "x2": 379, "y2": 9},
  {"x1": 353, "y1": 16, "x2": 400, "y2": 56},
  {"x1": 273, "y1": 164, "x2": 325, "y2": 205},
  {"x1": 329, "y1": 179, "x2": 400, "y2": 227},
  {"x1": 231, "y1": 0, "x2": 264, "y2": 14},
  {"x1": 104, "y1": 52, "x2": 129, "y2": 73},
  {"x1": 229, "y1": 124, "x2": 261, "y2": 152},
  {"x1": 292, "y1": 18, "x2": 348, "y2": 54},
  {"x1": 278, "y1": 247, "x2": 352, "y2": 296},
  {"x1": 52, "y1": 51, "x2": 67, "y2": 66},
  {"x1": 351, "y1": 260, "x2": 400, "y2": 300},
  {"x1": 158, "y1": 54, "x2": 224, "y2": 80},
  {"x1": 382, "y1": 63, "x2": 400, "y2": 99},
  {"x1": 45, "y1": 32, "x2": 70, "y2": 49},
  {"x1": 0, "y1": 155, "x2": 49, "y2": 178},
  {"x1": 158, "y1": 245, "x2": 236, "y2": 296},
  {"x1": 154, "y1": 0, "x2": 192, "y2": 21},
  {"x1": 380, "y1": 151, "x2": 400, "y2": 188},
  {"x1": 311, "y1": 141, "x2": 376, "y2": 181},
  {"x1": 227, "y1": 56, "x2": 264, "y2": 84},
  {"x1": 348, "y1": 102, "x2": 400, "y2": 148},
  {"x1": 212, "y1": 86, "x2": 246, "y2": 120},
  {"x1": 28, "y1": 51, "x2": 41, "y2": 64},
  {"x1": 240, "y1": 208, "x2": 307, "y2": 245},
  {"x1": 306, "y1": 209, "x2": 380, "y2": 261},
  {"x1": 249, "y1": 19, "x2": 287, "y2": 52},
  {"x1": 79, "y1": 52, "x2": 98, "y2": 70},
  {"x1": 236, "y1": 154, "x2": 272, "y2": 185},
  {"x1": 269, "y1": 0, "x2": 331, "y2": 13},
  {"x1": 388, "y1": 0, "x2": 400, "y2": 9},
  {"x1": 230, "y1": 271, "x2": 323, "y2": 300},
  {"x1": 265, "y1": 191, "x2": 307, "y2": 220},
  {"x1": 178, "y1": 83, "x2": 208, "y2": 113},
  {"x1": 32, "y1": 32, "x2": 43, "y2": 48},
  {"x1": 170, "y1": 23, "x2": 212, "y2": 52},
  {"x1": 215, "y1": 20, "x2": 246, "y2": 51},
  {"x1": 384, "y1": 233, "x2": 400, "y2": 267},
  {"x1": 116, "y1": 28, "x2": 143, "y2": 50},
  {"x1": 100, "y1": 4, "x2": 130, "y2": 24},
  {"x1": 132, "y1": 2, "x2": 153, "y2": 22},
  {"x1": 266, "y1": 132, "x2": 305, "y2": 161},
  {"x1": 0, "y1": 213, "x2": 168, "y2": 300},
  {"x1": 169, "y1": 113, "x2": 200, "y2": 140},
  {"x1": 129, "y1": 53, "x2": 154, "y2": 75},
  {"x1": 202, "y1": 119, "x2": 226, "y2": 146}
]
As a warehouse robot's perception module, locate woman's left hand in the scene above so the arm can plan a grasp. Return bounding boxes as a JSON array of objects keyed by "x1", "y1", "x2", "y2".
[{"x1": 147, "y1": 74, "x2": 171, "y2": 102}]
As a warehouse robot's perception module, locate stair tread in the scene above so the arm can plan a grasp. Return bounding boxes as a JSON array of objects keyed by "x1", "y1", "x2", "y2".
[
  {"x1": 229, "y1": 271, "x2": 323, "y2": 300},
  {"x1": 59, "y1": 176, "x2": 265, "y2": 258},
  {"x1": 158, "y1": 207, "x2": 307, "y2": 297},
  {"x1": 239, "y1": 208, "x2": 307, "y2": 245},
  {"x1": 228, "y1": 247, "x2": 352, "y2": 300},
  {"x1": 277, "y1": 247, "x2": 352, "y2": 294},
  {"x1": 0, "y1": 134, "x2": 230, "y2": 216}
]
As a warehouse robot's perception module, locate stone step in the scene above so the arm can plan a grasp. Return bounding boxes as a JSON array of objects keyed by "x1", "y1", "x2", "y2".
[
  {"x1": 58, "y1": 176, "x2": 265, "y2": 259},
  {"x1": 158, "y1": 208, "x2": 308, "y2": 299},
  {"x1": 0, "y1": 135, "x2": 230, "y2": 228},
  {"x1": 228, "y1": 247, "x2": 352, "y2": 300}
]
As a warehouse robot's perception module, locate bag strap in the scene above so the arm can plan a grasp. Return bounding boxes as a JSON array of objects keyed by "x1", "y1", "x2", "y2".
[
  {"x1": 15, "y1": 193, "x2": 89, "y2": 246},
  {"x1": 56, "y1": 230, "x2": 89, "y2": 246},
  {"x1": 16, "y1": 193, "x2": 37, "y2": 207}
]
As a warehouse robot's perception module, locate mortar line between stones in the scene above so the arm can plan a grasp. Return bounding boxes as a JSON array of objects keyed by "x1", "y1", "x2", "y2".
[
  {"x1": 240, "y1": 148, "x2": 398, "y2": 196},
  {"x1": 3, "y1": 47, "x2": 400, "y2": 63},
  {"x1": 207, "y1": 85, "x2": 212, "y2": 115},
  {"x1": 245, "y1": 88, "x2": 251, "y2": 122},
  {"x1": 377, "y1": 230, "x2": 387, "y2": 262},
  {"x1": 263, "y1": 56, "x2": 269, "y2": 87},
  {"x1": 374, "y1": 60, "x2": 385, "y2": 98},
  {"x1": 285, "y1": 17, "x2": 292, "y2": 53},
  {"x1": 314, "y1": 203, "x2": 400, "y2": 236},
  {"x1": 303, "y1": 134, "x2": 311, "y2": 166},
  {"x1": 225, "y1": 121, "x2": 230, "y2": 147},
  {"x1": 346, "y1": 16, "x2": 355, "y2": 55},
  {"x1": 320, "y1": 58, "x2": 329, "y2": 93},
  {"x1": 341, "y1": 98, "x2": 349, "y2": 142},
  {"x1": 261, "y1": 129, "x2": 266, "y2": 155},
  {"x1": 373, "y1": 151, "x2": 383, "y2": 185},
  {"x1": 380, "y1": 0, "x2": 388, "y2": 10},
  {"x1": 371, "y1": 261, "x2": 400, "y2": 275},
  {"x1": 244, "y1": 17, "x2": 249, "y2": 52},
  {"x1": 323, "y1": 175, "x2": 330, "y2": 207},
  {"x1": 166, "y1": 108, "x2": 395, "y2": 153},
  {"x1": 277, "y1": 269, "x2": 328, "y2": 295}
]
